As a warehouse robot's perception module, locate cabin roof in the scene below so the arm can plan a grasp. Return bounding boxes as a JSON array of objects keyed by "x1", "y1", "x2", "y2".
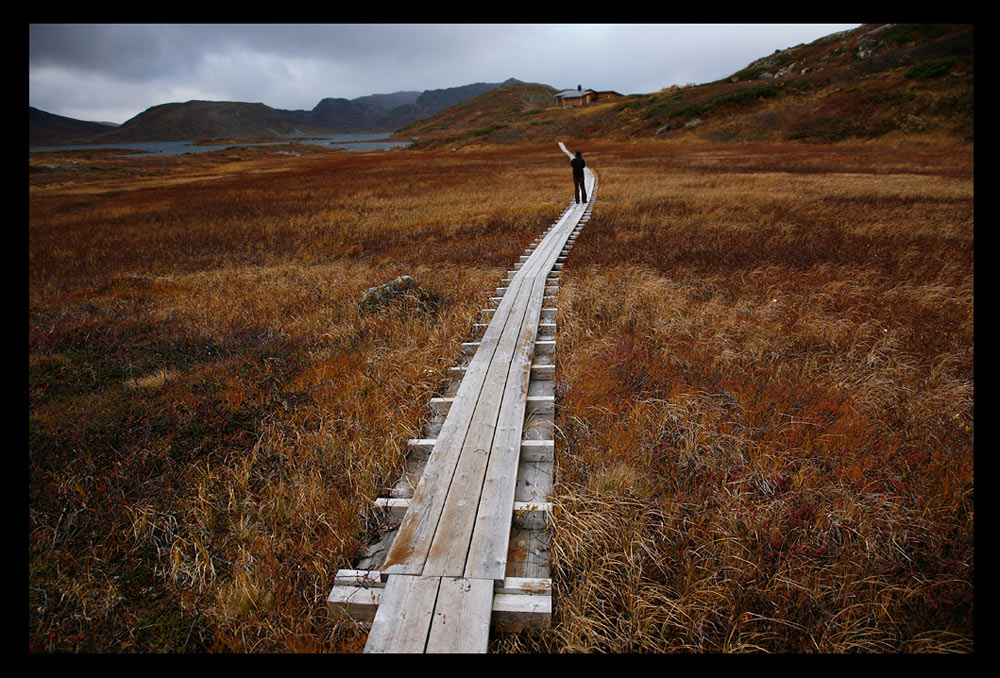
[{"x1": 555, "y1": 89, "x2": 593, "y2": 98}]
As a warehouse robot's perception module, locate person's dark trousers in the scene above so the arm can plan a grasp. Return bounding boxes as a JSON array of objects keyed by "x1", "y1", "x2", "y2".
[{"x1": 574, "y1": 175, "x2": 587, "y2": 203}]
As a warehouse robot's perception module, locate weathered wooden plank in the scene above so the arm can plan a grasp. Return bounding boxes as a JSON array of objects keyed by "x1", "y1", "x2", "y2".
[
  {"x1": 380, "y1": 259, "x2": 535, "y2": 576},
  {"x1": 519, "y1": 439, "x2": 554, "y2": 461},
  {"x1": 448, "y1": 363, "x2": 555, "y2": 380},
  {"x1": 333, "y1": 571, "x2": 550, "y2": 595},
  {"x1": 463, "y1": 271, "x2": 549, "y2": 580},
  {"x1": 513, "y1": 501, "x2": 551, "y2": 529},
  {"x1": 328, "y1": 582, "x2": 382, "y2": 623},
  {"x1": 534, "y1": 340, "x2": 557, "y2": 355},
  {"x1": 429, "y1": 394, "x2": 553, "y2": 414},
  {"x1": 432, "y1": 199, "x2": 580, "y2": 579},
  {"x1": 460, "y1": 199, "x2": 584, "y2": 579},
  {"x1": 329, "y1": 575, "x2": 551, "y2": 633},
  {"x1": 405, "y1": 438, "x2": 551, "y2": 463},
  {"x1": 390, "y1": 200, "x2": 581, "y2": 579},
  {"x1": 373, "y1": 496, "x2": 409, "y2": 520},
  {"x1": 425, "y1": 577, "x2": 494, "y2": 653},
  {"x1": 515, "y1": 458, "x2": 553, "y2": 504},
  {"x1": 363, "y1": 575, "x2": 441, "y2": 653},
  {"x1": 423, "y1": 253, "x2": 543, "y2": 576},
  {"x1": 334, "y1": 569, "x2": 382, "y2": 587},
  {"x1": 407, "y1": 438, "x2": 436, "y2": 459},
  {"x1": 491, "y1": 592, "x2": 552, "y2": 632},
  {"x1": 374, "y1": 497, "x2": 551, "y2": 526},
  {"x1": 505, "y1": 528, "x2": 552, "y2": 578},
  {"x1": 495, "y1": 577, "x2": 551, "y2": 595}
]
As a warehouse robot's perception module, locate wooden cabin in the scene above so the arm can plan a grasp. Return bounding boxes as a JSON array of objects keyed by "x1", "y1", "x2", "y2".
[{"x1": 555, "y1": 86, "x2": 624, "y2": 107}]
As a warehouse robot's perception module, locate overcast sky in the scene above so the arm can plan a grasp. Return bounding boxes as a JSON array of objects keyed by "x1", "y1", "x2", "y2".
[{"x1": 29, "y1": 23, "x2": 861, "y2": 125}]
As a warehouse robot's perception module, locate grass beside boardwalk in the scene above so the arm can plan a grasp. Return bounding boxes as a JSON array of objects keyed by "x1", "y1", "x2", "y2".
[
  {"x1": 28, "y1": 140, "x2": 972, "y2": 652},
  {"x1": 546, "y1": 141, "x2": 973, "y2": 653}
]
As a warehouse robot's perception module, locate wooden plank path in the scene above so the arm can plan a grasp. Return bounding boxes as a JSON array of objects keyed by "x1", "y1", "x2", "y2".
[{"x1": 328, "y1": 143, "x2": 596, "y2": 653}]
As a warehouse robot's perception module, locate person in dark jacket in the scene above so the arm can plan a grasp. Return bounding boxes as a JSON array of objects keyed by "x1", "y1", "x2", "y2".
[{"x1": 571, "y1": 151, "x2": 587, "y2": 204}]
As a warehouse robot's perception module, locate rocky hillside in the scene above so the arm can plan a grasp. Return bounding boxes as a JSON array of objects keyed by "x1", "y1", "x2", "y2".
[{"x1": 404, "y1": 24, "x2": 973, "y2": 149}]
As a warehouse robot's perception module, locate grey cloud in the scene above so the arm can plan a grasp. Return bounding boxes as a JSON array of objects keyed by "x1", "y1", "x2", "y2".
[{"x1": 30, "y1": 24, "x2": 207, "y2": 82}]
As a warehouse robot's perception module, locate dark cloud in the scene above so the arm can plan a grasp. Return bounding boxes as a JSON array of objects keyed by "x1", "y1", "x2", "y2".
[
  {"x1": 29, "y1": 24, "x2": 205, "y2": 82},
  {"x1": 29, "y1": 24, "x2": 499, "y2": 82}
]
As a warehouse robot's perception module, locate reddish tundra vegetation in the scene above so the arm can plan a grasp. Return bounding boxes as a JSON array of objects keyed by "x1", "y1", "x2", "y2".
[{"x1": 29, "y1": 138, "x2": 972, "y2": 652}]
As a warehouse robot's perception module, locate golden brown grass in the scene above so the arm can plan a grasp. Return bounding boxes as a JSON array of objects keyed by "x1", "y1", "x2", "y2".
[
  {"x1": 546, "y1": 140, "x2": 973, "y2": 653},
  {"x1": 28, "y1": 139, "x2": 972, "y2": 653},
  {"x1": 29, "y1": 143, "x2": 564, "y2": 652}
]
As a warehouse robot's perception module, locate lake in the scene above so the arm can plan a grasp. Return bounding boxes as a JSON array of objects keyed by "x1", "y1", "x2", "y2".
[{"x1": 28, "y1": 132, "x2": 411, "y2": 156}]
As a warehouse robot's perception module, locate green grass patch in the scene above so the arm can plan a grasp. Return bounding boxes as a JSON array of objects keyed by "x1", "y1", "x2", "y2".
[
  {"x1": 671, "y1": 83, "x2": 784, "y2": 122},
  {"x1": 906, "y1": 58, "x2": 955, "y2": 79},
  {"x1": 472, "y1": 122, "x2": 508, "y2": 136}
]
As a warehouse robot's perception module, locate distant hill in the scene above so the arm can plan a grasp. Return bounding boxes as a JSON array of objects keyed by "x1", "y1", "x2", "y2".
[
  {"x1": 279, "y1": 97, "x2": 385, "y2": 134},
  {"x1": 276, "y1": 78, "x2": 521, "y2": 133},
  {"x1": 29, "y1": 107, "x2": 119, "y2": 147},
  {"x1": 414, "y1": 81, "x2": 520, "y2": 116},
  {"x1": 399, "y1": 81, "x2": 559, "y2": 145},
  {"x1": 351, "y1": 90, "x2": 422, "y2": 112},
  {"x1": 403, "y1": 24, "x2": 973, "y2": 149},
  {"x1": 72, "y1": 100, "x2": 303, "y2": 144}
]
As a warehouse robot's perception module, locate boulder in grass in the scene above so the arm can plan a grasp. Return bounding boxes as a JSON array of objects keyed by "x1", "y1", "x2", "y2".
[{"x1": 360, "y1": 275, "x2": 441, "y2": 316}]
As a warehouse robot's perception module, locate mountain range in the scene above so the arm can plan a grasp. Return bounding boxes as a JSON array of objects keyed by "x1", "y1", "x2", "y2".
[
  {"x1": 29, "y1": 78, "x2": 523, "y2": 146},
  {"x1": 28, "y1": 25, "x2": 973, "y2": 148}
]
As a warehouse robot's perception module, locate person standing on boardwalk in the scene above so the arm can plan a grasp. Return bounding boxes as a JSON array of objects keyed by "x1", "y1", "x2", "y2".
[{"x1": 571, "y1": 150, "x2": 587, "y2": 204}]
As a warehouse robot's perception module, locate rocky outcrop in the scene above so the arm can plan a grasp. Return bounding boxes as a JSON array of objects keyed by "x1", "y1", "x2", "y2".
[{"x1": 360, "y1": 276, "x2": 441, "y2": 316}]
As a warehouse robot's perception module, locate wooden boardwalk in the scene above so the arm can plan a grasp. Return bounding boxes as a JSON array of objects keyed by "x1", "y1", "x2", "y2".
[{"x1": 328, "y1": 143, "x2": 596, "y2": 652}]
